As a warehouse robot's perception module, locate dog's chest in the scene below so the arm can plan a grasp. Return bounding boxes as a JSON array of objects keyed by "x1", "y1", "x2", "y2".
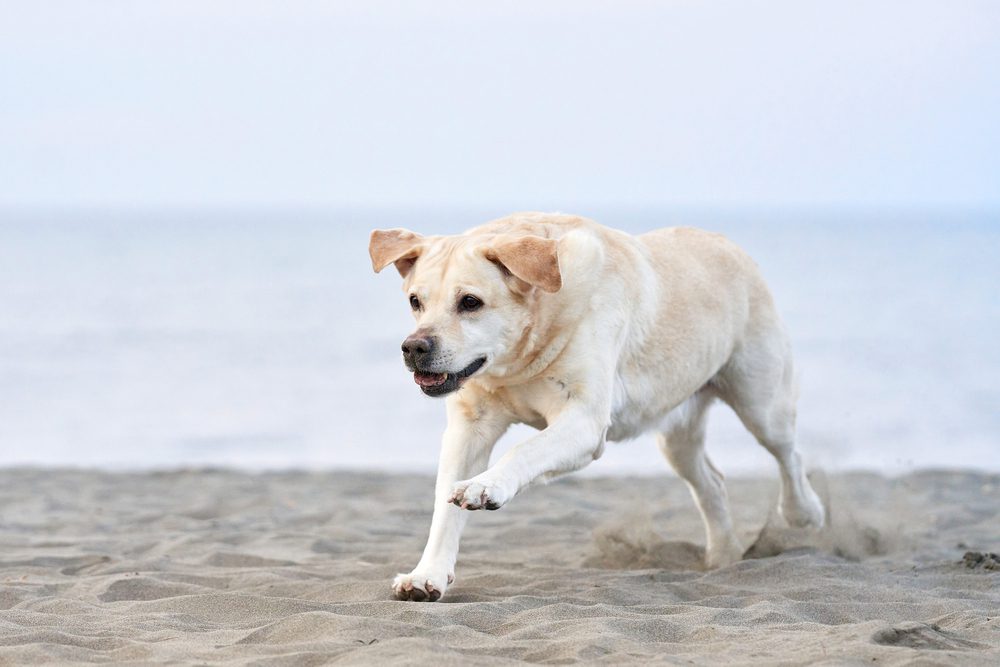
[
  {"x1": 493, "y1": 372, "x2": 674, "y2": 441},
  {"x1": 492, "y1": 385, "x2": 549, "y2": 430},
  {"x1": 606, "y1": 368, "x2": 683, "y2": 441},
  {"x1": 607, "y1": 398, "x2": 653, "y2": 442}
]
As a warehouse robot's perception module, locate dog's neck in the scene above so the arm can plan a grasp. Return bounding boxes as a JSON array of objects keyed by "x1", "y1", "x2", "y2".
[{"x1": 477, "y1": 307, "x2": 575, "y2": 392}]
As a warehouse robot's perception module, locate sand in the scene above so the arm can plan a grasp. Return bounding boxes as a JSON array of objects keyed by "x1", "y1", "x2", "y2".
[{"x1": 0, "y1": 469, "x2": 997, "y2": 665}]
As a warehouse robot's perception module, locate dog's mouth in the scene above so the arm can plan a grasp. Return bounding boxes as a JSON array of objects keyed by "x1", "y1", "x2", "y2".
[{"x1": 413, "y1": 357, "x2": 487, "y2": 397}]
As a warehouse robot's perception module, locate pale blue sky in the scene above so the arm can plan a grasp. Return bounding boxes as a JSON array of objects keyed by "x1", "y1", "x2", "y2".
[{"x1": 1, "y1": 1, "x2": 998, "y2": 209}]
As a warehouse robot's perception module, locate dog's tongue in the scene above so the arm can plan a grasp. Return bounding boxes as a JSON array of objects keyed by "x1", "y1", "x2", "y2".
[{"x1": 414, "y1": 371, "x2": 448, "y2": 387}]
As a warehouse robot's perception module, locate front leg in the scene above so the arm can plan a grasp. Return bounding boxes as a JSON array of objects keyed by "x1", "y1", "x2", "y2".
[
  {"x1": 392, "y1": 392, "x2": 510, "y2": 602},
  {"x1": 450, "y1": 401, "x2": 608, "y2": 511}
]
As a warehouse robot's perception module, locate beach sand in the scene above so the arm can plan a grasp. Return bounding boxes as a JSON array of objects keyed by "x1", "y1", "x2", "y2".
[{"x1": 0, "y1": 469, "x2": 997, "y2": 665}]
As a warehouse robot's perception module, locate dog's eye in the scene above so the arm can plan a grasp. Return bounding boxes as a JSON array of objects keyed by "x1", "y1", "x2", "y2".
[
  {"x1": 409, "y1": 294, "x2": 421, "y2": 310},
  {"x1": 458, "y1": 295, "x2": 483, "y2": 312}
]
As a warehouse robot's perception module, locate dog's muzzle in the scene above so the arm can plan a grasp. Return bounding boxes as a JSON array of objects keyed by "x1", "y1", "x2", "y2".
[{"x1": 411, "y1": 357, "x2": 487, "y2": 397}]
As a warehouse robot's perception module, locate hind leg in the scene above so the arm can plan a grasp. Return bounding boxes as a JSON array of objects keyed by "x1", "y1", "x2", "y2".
[
  {"x1": 657, "y1": 390, "x2": 744, "y2": 568},
  {"x1": 717, "y1": 332, "x2": 825, "y2": 529}
]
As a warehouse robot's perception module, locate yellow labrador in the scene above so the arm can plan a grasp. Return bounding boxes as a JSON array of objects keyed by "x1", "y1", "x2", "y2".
[{"x1": 369, "y1": 212, "x2": 824, "y2": 602}]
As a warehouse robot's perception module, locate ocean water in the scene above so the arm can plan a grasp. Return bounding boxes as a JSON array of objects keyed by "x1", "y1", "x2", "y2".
[{"x1": 1, "y1": 207, "x2": 997, "y2": 475}]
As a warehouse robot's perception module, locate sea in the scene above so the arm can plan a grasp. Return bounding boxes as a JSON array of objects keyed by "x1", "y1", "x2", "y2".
[{"x1": 1, "y1": 207, "x2": 997, "y2": 475}]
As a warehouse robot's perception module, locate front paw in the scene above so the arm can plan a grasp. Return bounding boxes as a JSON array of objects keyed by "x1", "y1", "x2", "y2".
[
  {"x1": 392, "y1": 569, "x2": 454, "y2": 602},
  {"x1": 448, "y1": 477, "x2": 512, "y2": 511}
]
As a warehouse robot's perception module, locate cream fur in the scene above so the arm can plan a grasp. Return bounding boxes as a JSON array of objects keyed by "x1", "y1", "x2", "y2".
[{"x1": 369, "y1": 212, "x2": 825, "y2": 602}]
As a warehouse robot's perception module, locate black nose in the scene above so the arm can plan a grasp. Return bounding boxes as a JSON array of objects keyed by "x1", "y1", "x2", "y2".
[{"x1": 401, "y1": 335, "x2": 436, "y2": 365}]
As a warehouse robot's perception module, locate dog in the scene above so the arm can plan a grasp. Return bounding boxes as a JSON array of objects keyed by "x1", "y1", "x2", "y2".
[{"x1": 369, "y1": 212, "x2": 825, "y2": 602}]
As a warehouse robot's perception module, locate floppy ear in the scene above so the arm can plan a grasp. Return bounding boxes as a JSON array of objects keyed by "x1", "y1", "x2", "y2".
[
  {"x1": 369, "y1": 228, "x2": 425, "y2": 278},
  {"x1": 486, "y1": 235, "x2": 562, "y2": 293}
]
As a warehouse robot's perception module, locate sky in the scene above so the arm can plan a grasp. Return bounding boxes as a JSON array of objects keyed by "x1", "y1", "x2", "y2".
[{"x1": 1, "y1": 0, "x2": 998, "y2": 210}]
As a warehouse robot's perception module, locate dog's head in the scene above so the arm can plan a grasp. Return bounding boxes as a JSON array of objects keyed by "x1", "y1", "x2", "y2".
[{"x1": 369, "y1": 227, "x2": 562, "y2": 397}]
